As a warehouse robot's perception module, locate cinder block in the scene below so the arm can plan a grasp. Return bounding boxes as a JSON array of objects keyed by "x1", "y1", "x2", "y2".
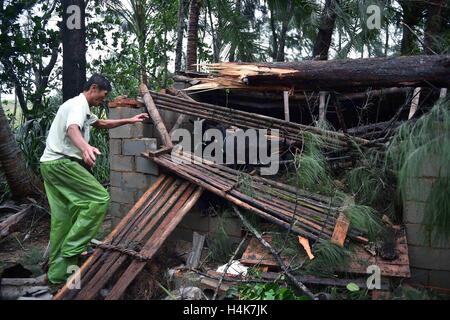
[
  {"x1": 429, "y1": 269, "x2": 450, "y2": 289},
  {"x1": 405, "y1": 223, "x2": 429, "y2": 246},
  {"x1": 110, "y1": 155, "x2": 135, "y2": 172},
  {"x1": 110, "y1": 186, "x2": 136, "y2": 204},
  {"x1": 110, "y1": 123, "x2": 146, "y2": 139},
  {"x1": 169, "y1": 226, "x2": 195, "y2": 243},
  {"x1": 408, "y1": 245, "x2": 450, "y2": 271},
  {"x1": 108, "y1": 107, "x2": 147, "y2": 120},
  {"x1": 179, "y1": 210, "x2": 209, "y2": 232},
  {"x1": 109, "y1": 139, "x2": 122, "y2": 155},
  {"x1": 403, "y1": 178, "x2": 434, "y2": 203},
  {"x1": 408, "y1": 267, "x2": 430, "y2": 286},
  {"x1": 209, "y1": 215, "x2": 242, "y2": 238},
  {"x1": 122, "y1": 138, "x2": 157, "y2": 156},
  {"x1": 121, "y1": 172, "x2": 155, "y2": 189},
  {"x1": 135, "y1": 156, "x2": 159, "y2": 175},
  {"x1": 110, "y1": 171, "x2": 122, "y2": 187},
  {"x1": 403, "y1": 201, "x2": 425, "y2": 224}
]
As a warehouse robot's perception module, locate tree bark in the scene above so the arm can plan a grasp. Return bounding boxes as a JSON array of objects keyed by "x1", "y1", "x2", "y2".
[
  {"x1": 275, "y1": 0, "x2": 294, "y2": 62},
  {"x1": 312, "y1": 0, "x2": 339, "y2": 60},
  {"x1": 239, "y1": 55, "x2": 450, "y2": 90},
  {"x1": 424, "y1": 0, "x2": 445, "y2": 54},
  {"x1": 175, "y1": 0, "x2": 187, "y2": 72},
  {"x1": 0, "y1": 106, "x2": 37, "y2": 199},
  {"x1": 186, "y1": 0, "x2": 201, "y2": 71},
  {"x1": 399, "y1": 0, "x2": 424, "y2": 55},
  {"x1": 61, "y1": 0, "x2": 86, "y2": 102},
  {"x1": 228, "y1": 0, "x2": 241, "y2": 62}
]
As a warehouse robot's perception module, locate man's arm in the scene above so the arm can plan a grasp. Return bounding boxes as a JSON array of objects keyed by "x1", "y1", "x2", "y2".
[
  {"x1": 93, "y1": 113, "x2": 149, "y2": 129},
  {"x1": 67, "y1": 124, "x2": 101, "y2": 167}
]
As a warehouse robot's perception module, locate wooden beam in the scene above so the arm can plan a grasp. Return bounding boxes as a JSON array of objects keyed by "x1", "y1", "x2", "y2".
[{"x1": 140, "y1": 83, "x2": 173, "y2": 148}]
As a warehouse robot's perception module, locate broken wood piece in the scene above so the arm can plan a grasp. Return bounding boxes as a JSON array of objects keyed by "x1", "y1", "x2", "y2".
[
  {"x1": 189, "y1": 56, "x2": 450, "y2": 91},
  {"x1": 186, "y1": 232, "x2": 206, "y2": 269},
  {"x1": 298, "y1": 236, "x2": 315, "y2": 260},
  {"x1": 142, "y1": 145, "x2": 173, "y2": 158},
  {"x1": 408, "y1": 87, "x2": 421, "y2": 119},
  {"x1": 140, "y1": 83, "x2": 173, "y2": 148},
  {"x1": 331, "y1": 213, "x2": 350, "y2": 247},
  {"x1": 0, "y1": 205, "x2": 34, "y2": 239},
  {"x1": 108, "y1": 96, "x2": 143, "y2": 108},
  {"x1": 283, "y1": 91, "x2": 290, "y2": 122}
]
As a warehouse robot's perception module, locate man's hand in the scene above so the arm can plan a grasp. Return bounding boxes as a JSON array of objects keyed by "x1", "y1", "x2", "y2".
[
  {"x1": 82, "y1": 145, "x2": 101, "y2": 167},
  {"x1": 128, "y1": 113, "x2": 149, "y2": 123}
]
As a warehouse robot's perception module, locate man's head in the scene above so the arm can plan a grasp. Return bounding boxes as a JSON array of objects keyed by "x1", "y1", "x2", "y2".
[{"x1": 83, "y1": 74, "x2": 112, "y2": 106}]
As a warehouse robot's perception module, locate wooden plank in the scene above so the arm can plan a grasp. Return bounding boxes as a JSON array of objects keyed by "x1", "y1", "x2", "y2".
[
  {"x1": 140, "y1": 83, "x2": 173, "y2": 148},
  {"x1": 331, "y1": 213, "x2": 350, "y2": 247},
  {"x1": 186, "y1": 232, "x2": 206, "y2": 269},
  {"x1": 105, "y1": 185, "x2": 203, "y2": 300}
]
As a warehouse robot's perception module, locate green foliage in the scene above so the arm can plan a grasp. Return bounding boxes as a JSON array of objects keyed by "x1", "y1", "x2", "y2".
[
  {"x1": 345, "y1": 204, "x2": 385, "y2": 241},
  {"x1": 206, "y1": 213, "x2": 234, "y2": 264},
  {"x1": 387, "y1": 99, "x2": 450, "y2": 245},
  {"x1": 345, "y1": 148, "x2": 395, "y2": 214},
  {"x1": 304, "y1": 240, "x2": 351, "y2": 275},
  {"x1": 291, "y1": 132, "x2": 332, "y2": 194},
  {"x1": 236, "y1": 282, "x2": 310, "y2": 300},
  {"x1": 237, "y1": 173, "x2": 255, "y2": 197}
]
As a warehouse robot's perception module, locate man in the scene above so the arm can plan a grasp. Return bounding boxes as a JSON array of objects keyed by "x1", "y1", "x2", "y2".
[{"x1": 40, "y1": 74, "x2": 148, "y2": 284}]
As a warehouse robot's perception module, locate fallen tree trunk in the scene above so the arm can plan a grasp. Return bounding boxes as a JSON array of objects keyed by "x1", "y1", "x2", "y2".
[{"x1": 190, "y1": 55, "x2": 450, "y2": 91}]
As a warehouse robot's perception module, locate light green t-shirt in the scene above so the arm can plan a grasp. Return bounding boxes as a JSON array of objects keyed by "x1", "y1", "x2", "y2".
[{"x1": 40, "y1": 93, "x2": 98, "y2": 162}]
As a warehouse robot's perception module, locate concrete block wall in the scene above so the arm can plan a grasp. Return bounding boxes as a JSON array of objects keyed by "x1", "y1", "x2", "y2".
[
  {"x1": 108, "y1": 106, "x2": 159, "y2": 226},
  {"x1": 403, "y1": 159, "x2": 450, "y2": 289},
  {"x1": 169, "y1": 208, "x2": 244, "y2": 245}
]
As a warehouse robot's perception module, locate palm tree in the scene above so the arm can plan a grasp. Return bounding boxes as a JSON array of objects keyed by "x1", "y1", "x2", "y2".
[
  {"x1": 0, "y1": 106, "x2": 38, "y2": 199},
  {"x1": 186, "y1": 0, "x2": 202, "y2": 71},
  {"x1": 107, "y1": 0, "x2": 154, "y2": 84}
]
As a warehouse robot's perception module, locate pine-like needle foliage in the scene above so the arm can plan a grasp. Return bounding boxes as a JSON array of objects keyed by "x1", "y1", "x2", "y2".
[
  {"x1": 291, "y1": 132, "x2": 332, "y2": 194},
  {"x1": 387, "y1": 98, "x2": 450, "y2": 245}
]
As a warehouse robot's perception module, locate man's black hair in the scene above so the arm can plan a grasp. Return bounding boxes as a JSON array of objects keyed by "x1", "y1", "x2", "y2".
[{"x1": 83, "y1": 74, "x2": 112, "y2": 92}]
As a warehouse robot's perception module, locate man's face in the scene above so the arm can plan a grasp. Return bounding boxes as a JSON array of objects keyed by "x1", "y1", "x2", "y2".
[{"x1": 91, "y1": 85, "x2": 109, "y2": 106}]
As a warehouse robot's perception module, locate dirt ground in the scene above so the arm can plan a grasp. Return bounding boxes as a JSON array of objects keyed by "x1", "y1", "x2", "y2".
[{"x1": 0, "y1": 210, "x2": 113, "y2": 278}]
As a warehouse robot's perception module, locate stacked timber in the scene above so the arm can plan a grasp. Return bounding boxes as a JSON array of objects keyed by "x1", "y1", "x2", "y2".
[
  {"x1": 148, "y1": 91, "x2": 370, "y2": 148},
  {"x1": 54, "y1": 175, "x2": 203, "y2": 300},
  {"x1": 148, "y1": 151, "x2": 369, "y2": 245}
]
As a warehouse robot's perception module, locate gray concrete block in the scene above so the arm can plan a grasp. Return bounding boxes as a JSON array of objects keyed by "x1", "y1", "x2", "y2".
[
  {"x1": 122, "y1": 138, "x2": 157, "y2": 156},
  {"x1": 408, "y1": 245, "x2": 450, "y2": 271},
  {"x1": 135, "y1": 156, "x2": 159, "y2": 175},
  {"x1": 110, "y1": 155, "x2": 135, "y2": 172},
  {"x1": 108, "y1": 107, "x2": 146, "y2": 120},
  {"x1": 110, "y1": 186, "x2": 136, "y2": 204},
  {"x1": 179, "y1": 210, "x2": 209, "y2": 233},
  {"x1": 404, "y1": 177, "x2": 434, "y2": 203},
  {"x1": 109, "y1": 139, "x2": 122, "y2": 155},
  {"x1": 403, "y1": 201, "x2": 425, "y2": 224},
  {"x1": 121, "y1": 172, "x2": 155, "y2": 189},
  {"x1": 429, "y1": 269, "x2": 450, "y2": 289},
  {"x1": 110, "y1": 123, "x2": 145, "y2": 139},
  {"x1": 209, "y1": 215, "x2": 242, "y2": 238},
  {"x1": 405, "y1": 223, "x2": 429, "y2": 247},
  {"x1": 110, "y1": 171, "x2": 122, "y2": 187},
  {"x1": 408, "y1": 267, "x2": 430, "y2": 286}
]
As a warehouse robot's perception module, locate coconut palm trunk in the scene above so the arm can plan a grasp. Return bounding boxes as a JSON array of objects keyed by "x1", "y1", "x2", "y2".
[
  {"x1": 0, "y1": 106, "x2": 38, "y2": 199},
  {"x1": 186, "y1": 0, "x2": 201, "y2": 71}
]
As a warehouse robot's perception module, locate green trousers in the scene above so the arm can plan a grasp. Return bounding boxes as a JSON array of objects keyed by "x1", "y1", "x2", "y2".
[{"x1": 40, "y1": 159, "x2": 110, "y2": 284}]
